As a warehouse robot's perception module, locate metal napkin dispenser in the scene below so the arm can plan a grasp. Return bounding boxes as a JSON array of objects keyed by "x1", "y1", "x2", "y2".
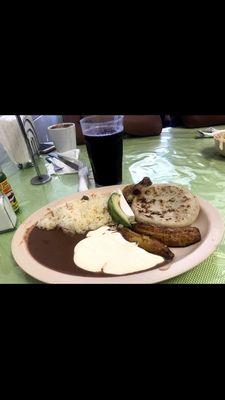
[{"x1": 0, "y1": 194, "x2": 17, "y2": 233}]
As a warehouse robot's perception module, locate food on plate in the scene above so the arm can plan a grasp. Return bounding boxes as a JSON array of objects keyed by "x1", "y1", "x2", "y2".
[
  {"x1": 27, "y1": 225, "x2": 88, "y2": 276},
  {"x1": 131, "y1": 183, "x2": 200, "y2": 228},
  {"x1": 30, "y1": 176, "x2": 202, "y2": 277},
  {"x1": 122, "y1": 177, "x2": 152, "y2": 205},
  {"x1": 37, "y1": 194, "x2": 112, "y2": 235},
  {"x1": 73, "y1": 226, "x2": 165, "y2": 275},
  {"x1": 122, "y1": 184, "x2": 135, "y2": 205},
  {"x1": 107, "y1": 190, "x2": 135, "y2": 227},
  {"x1": 119, "y1": 227, "x2": 174, "y2": 260},
  {"x1": 133, "y1": 223, "x2": 201, "y2": 247}
]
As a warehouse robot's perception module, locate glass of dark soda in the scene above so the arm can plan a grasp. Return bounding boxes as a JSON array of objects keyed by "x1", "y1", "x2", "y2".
[{"x1": 80, "y1": 115, "x2": 124, "y2": 186}]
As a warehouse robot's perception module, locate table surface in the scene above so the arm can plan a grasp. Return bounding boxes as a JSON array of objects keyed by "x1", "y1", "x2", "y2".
[{"x1": 1, "y1": 126, "x2": 225, "y2": 284}]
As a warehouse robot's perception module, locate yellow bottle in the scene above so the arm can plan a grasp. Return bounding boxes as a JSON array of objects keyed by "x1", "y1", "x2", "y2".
[{"x1": 0, "y1": 167, "x2": 20, "y2": 213}]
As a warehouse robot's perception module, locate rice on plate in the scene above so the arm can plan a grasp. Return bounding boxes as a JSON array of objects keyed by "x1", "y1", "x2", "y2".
[{"x1": 37, "y1": 194, "x2": 112, "y2": 234}]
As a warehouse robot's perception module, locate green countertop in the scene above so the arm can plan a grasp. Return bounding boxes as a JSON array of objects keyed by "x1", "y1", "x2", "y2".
[{"x1": 1, "y1": 126, "x2": 225, "y2": 284}]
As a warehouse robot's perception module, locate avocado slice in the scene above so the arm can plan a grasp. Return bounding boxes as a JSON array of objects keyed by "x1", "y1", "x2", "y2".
[{"x1": 108, "y1": 193, "x2": 132, "y2": 228}]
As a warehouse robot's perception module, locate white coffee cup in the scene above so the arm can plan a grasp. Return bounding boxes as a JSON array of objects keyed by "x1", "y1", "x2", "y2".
[{"x1": 48, "y1": 123, "x2": 77, "y2": 153}]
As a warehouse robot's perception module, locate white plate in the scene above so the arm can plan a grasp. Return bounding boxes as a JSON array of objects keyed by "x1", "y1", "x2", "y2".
[{"x1": 11, "y1": 185, "x2": 225, "y2": 284}]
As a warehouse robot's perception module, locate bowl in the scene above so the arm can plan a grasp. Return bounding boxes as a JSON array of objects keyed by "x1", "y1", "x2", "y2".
[{"x1": 214, "y1": 130, "x2": 225, "y2": 157}]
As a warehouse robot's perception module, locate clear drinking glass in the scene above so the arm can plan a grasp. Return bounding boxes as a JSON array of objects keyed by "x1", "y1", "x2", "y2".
[{"x1": 80, "y1": 115, "x2": 124, "y2": 186}]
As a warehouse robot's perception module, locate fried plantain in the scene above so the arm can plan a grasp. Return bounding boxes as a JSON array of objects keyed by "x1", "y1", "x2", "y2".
[
  {"x1": 119, "y1": 227, "x2": 174, "y2": 260},
  {"x1": 133, "y1": 223, "x2": 201, "y2": 247}
]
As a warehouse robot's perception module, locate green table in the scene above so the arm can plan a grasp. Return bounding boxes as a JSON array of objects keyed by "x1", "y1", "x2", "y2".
[{"x1": 1, "y1": 127, "x2": 225, "y2": 284}]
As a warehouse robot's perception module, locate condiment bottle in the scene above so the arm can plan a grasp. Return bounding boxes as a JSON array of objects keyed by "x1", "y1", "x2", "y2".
[{"x1": 0, "y1": 166, "x2": 20, "y2": 212}]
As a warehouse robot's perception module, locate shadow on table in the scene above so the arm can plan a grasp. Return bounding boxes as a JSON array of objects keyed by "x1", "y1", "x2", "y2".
[{"x1": 201, "y1": 146, "x2": 225, "y2": 162}]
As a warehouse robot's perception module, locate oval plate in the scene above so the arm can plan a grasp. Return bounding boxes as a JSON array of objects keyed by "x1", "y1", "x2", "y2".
[{"x1": 11, "y1": 185, "x2": 224, "y2": 284}]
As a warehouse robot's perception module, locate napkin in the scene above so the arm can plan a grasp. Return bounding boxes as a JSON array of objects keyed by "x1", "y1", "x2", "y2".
[
  {"x1": 0, "y1": 116, "x2": 31, "y2": 164},
  {"x1": 45, "y1": 149, "x2": 80, "y2": 175}
]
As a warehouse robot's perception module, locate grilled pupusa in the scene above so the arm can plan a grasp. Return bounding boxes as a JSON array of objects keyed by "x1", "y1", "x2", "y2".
[
  {"x1": 123, "y1": 180, "x2": 200, "y2": 228},
  {"x1": 133, "y1": 184, "x2": 200, "y2": 228}
]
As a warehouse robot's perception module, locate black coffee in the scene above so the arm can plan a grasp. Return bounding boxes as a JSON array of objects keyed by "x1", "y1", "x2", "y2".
[{"x1": 84, "y1": 130, "x2": 123, "y2": 186}]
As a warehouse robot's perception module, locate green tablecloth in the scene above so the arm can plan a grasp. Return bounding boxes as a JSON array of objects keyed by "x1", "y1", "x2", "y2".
[{"x1": 1, "y1": 127, "x2": 225, "y2": 284}]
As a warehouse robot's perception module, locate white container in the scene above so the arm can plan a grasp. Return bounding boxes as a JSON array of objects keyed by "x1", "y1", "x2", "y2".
[
  {"x1": 214, "y1": 130, "x2": 225, "y2": 157},
  {"x1": 48, "y1": 123, "x2": 77, "y2": 154},
  {"x1": 0, "y1": 194, "x2": 17, "y2": 233}
]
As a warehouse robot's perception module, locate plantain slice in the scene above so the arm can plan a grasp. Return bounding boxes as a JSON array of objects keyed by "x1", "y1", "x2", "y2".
[
  {"x1": 133, "y1": 223, "x2": 201, "y2": 247},
  {"x1": 119, "y1": 227, "x2": 174, "y2": 260}
]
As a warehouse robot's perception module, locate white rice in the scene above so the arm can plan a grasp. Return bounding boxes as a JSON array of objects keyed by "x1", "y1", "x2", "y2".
[{"x1": 37, "y1": 194, "x2": 112, "y2": 234}]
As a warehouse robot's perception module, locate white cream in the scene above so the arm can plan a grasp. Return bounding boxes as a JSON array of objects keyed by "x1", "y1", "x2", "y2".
[
  {"x1": 74, "y1": 227, "x2": 164, "y2": 275},
  {"x1": 87, "y1": 226, "x2": 116, "y2": 237}
]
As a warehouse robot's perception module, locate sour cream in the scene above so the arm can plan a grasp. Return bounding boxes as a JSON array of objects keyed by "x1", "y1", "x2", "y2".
[{"x1": 74, "y1": 226, "x2": 164, "y2": 275}]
